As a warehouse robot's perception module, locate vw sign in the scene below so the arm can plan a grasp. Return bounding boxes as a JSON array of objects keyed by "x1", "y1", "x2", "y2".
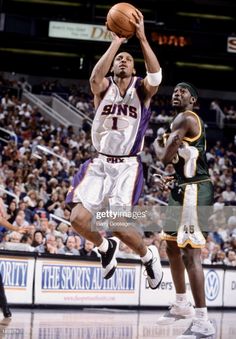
[{"x1": 205, "y1": 270, "x2": 220, "y2": 301}]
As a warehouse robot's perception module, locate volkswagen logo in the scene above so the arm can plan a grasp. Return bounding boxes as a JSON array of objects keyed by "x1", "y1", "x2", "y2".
[{"x1": 205, "y1": 270, "x2": 220, "y2": 301}]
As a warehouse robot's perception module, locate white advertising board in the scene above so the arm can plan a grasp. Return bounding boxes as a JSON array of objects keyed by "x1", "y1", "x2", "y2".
[
  {"x1": 223, "y1": 270, "x2": 236, "y2": 307},
  {"x1": 140, "y1": 266, "x2": 224, "y2": 307},
  {"x1": 34, "y1": 258, "x2": 140, "y2": 306},
  {"x1": 0, "y1": 255, "x2": 35, "y2": 304},
  {"x1": 204, "y1": 268, "x2": 224, "y2": 307},
  {"x1": 49, "y1": 21, "x2": 112, "y2": 42}
]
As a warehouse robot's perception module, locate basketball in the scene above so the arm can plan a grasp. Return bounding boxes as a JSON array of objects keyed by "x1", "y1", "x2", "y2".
[{"x1": 106, "y1": 3, "x2": 137, "y2": 39}]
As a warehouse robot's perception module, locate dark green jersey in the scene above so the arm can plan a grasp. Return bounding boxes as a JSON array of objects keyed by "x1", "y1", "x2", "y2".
[{"x1": 171, "y1": 111, "x2": 210, "y2": 184}]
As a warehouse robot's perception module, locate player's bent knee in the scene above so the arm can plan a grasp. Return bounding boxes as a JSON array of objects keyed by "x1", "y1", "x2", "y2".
[{"x1": 70, "y1": 204, "x2": 92, "y2": 231}]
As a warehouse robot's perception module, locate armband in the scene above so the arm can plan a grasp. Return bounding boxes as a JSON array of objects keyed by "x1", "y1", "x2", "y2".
[{"x1": 146, "y1": 68, "x2": 162, "y2": 86}]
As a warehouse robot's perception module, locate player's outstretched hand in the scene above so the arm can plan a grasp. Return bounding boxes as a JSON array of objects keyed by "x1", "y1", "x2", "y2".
[
  {"x1": 18, "y1": 226, "x2": 30, "y2": 234},
  {"x1": 153, "y1": 174, "x2": 175, "y2": 191}
]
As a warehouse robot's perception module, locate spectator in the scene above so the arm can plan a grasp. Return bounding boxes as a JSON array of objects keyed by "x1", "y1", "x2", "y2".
[
  {"x1": 212, "y1": 250, "x2": 226, "y2": 265},
  {"x1": 56, "y1": 236, "x2": 64, "y2": 251},
  {"x1": 79, "y1": 240, "x2": 98, "y2": 258},
  {"x1": 9, "y1": 231, "x2": 22, "y2": 243},
  {"x1": 45, "y1": 192, "x2": 60, "y2": 213},
  {"x1": 17, "y1": 200, "x2": 34, "y2": 224},
  {"x1": 6, "y1": 200, "x2": 17, "y2": 223},
  {"x1": 31, "y1": 230, "x2": 45, "y2": 248},
  {"x1": 33, "y1": 199, "x2": 49, "y2": 222},
  {"x1": 12, "y1": 211, "x2": 30, "y2": 229},
  {"x1": 222, "y1": 185, "x2": 236, "y2": 203},
  {"x1": 224, "y1": 250, "x2": 236, "y2": 266},
  {"x1": 54, "y1": 201, "x2": 66, "y2": 219},
  {"x1": 201, "y1": 247, "x2": 212, "y2": 265},
  {"x1": 58, "y1": 236, "x2": 79, "y2": 255},
  {"x1": 74, "y1": 235, "x2": 83, "y2": 251},
  {"x1": 56, "y1": 223, "x2": 69, "y2": 243},
  {"x1": 158, "y1": 240, "x2": 169, "y2": 262},
  {"x1": 34, "y1": 234, "x2": 57, "y2": 254}
]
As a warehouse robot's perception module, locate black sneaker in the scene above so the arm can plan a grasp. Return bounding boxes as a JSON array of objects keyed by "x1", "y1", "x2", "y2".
[
  {"x1": 99, "y1": 237, "x2": 120, "y2": 279},
  {"x1": 2, "y1": 304, "x2": 12, "y2": 318},
  {"x1": 144, "y1": 245, "x2": 163, "y2": 289}
]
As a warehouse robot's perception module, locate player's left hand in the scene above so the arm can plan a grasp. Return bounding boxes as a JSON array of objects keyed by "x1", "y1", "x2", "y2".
[{"x1": 129, "y1": 9, "x2": 145, "y2": 39}]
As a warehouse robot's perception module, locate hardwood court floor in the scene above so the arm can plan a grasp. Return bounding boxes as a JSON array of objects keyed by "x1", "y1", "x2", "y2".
[{"x1": 0, "y1": 308, "x2": 234, "y2": 338}]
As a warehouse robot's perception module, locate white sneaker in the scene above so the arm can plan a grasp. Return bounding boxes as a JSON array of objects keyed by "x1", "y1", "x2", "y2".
[
  {"x1": 144, "y1": 245, "x2": 163, "y2": 289},
  {"x1": 177, "y1": 318, "x2": 216, "y2": 338},
  {"x1": 157, "y1": 302, "x2": 195, "y2": 325}
]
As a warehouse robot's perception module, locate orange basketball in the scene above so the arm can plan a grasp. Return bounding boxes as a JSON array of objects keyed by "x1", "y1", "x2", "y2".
[{"x1": 106, "y1": 2, "x2": 137, "y2": 39}]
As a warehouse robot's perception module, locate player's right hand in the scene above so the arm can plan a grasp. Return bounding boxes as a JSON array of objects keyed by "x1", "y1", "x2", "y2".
[
  {"x1": 18, "y1": 226, "x2": 30, "y2": 234},
  {"x1": 153, "y1": 174, "x2": 175, "y2": 191},
  {"x1": 105, "y1": 23, "x2": 127, "y2": 43}
]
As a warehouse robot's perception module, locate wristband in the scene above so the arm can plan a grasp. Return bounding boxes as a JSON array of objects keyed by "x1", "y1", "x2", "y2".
[{"x1": 146, "y1": 68, "x2": 162, "y2": 86}]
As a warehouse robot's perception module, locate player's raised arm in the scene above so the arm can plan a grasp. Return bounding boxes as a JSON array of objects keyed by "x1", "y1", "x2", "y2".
[
  {"x1": 89, "y1": 34, "x2": 126, "y2": 98},
  {"x1": 130, "y1": 9, "x2": 162, "y2": 101}
]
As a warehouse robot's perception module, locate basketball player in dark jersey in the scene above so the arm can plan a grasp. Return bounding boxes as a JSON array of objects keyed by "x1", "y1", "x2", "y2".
[{"x1": 153, "y1": 82, "x2": 215, "y2": 338}]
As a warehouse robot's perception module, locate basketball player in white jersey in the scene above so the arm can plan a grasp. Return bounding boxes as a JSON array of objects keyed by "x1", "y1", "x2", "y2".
[{"x1": 66, "y1": 9, "x2": 163, "y2": 288}]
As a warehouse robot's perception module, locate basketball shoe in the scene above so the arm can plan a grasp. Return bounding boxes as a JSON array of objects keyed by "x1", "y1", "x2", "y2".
[
  {"x1": 177, "y1": 318, "x2": 216, "y2": 338},
  {"x1": 144, "y1": 245, "x2": 163, "y2": 289},
  {"x1": 2, "y1": 304, "x2": 12, "y2": 318},
  {"x1": 99, "y1": 237, "x2": 120, "y2": 279},
  {"x1": 157, "y1": 302, "x2": 195, "y2": 325}
]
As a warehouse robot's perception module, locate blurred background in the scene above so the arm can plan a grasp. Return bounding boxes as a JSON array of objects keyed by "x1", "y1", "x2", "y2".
[{"x1": 0, "y1": 0, "x2": 235, "y2": 91}]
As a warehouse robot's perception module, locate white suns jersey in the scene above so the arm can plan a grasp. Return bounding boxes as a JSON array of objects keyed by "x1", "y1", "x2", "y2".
[{"x1": 92, "y1": 76, "x2": 151, "y2": 156}]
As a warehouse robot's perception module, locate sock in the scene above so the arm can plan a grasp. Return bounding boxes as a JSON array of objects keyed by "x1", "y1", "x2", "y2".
[
  {"x1": 97, "y1": 238, "x2": 109, "y2": 253},
  {"x1": 195, "y1": 307, "x2": 208, "y2": 321},
  {"x1": 176, "y1": 293, "x2": 188, "y2": 306},
  {"x1": 140, "y1": 248, "x2": 152, "y2": 264}
]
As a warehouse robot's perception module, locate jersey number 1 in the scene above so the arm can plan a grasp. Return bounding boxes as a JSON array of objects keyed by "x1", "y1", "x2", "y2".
[{"x1": 111, "y1": 117, "x2": 118, "y2": 130}]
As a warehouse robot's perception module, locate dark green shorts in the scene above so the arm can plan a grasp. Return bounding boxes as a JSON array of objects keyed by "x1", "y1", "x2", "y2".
[{"x1": 164, "y1": 180, "x2": 214, "y2": 236}]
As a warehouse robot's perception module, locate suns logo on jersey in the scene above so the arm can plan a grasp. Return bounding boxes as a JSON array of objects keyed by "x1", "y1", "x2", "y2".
[{"x1": 101, "y1": 104, "x2": 137, "y2": 119}]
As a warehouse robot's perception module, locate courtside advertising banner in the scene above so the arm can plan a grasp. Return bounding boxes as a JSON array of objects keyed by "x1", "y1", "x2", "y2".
[
  {"x1": 140, "y1": 266, "x2": 224, "y2": 307},
  {"x1": 203, "y1": 268, "x2": 224, "y2": 307},
  {"x1": 223, "y1": 270, "x2": 236, "y2": 307},
  {"x1": 34, "y1": 258, "x2": 140, "y2": 306},
  {"x1": 140, "y1": 266, "x2": 178, "y2": 306},
  {"x1": 0, "y1": 256, "x2": 35, "y2": 304}
]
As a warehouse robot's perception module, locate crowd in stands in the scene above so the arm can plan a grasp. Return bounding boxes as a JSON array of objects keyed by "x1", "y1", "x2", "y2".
[{"x1": 0, "y1": 73, "x2": 236, "y2": 266}]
